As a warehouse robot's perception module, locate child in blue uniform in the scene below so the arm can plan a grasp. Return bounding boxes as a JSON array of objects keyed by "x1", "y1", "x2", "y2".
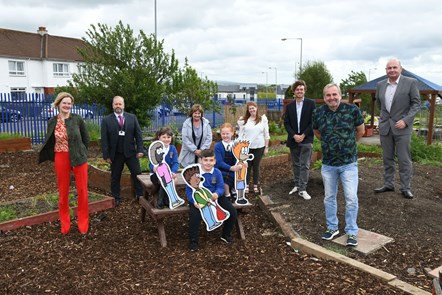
[
  {"x1": 149, "y1": 127, "x2": 179, "y2": 208},
  {"x1": 214, "y1": 123, "x2": 243, "y2": 202},
  {"x1": 183, "y1": 149, "x2": 237, "y2": 251}
]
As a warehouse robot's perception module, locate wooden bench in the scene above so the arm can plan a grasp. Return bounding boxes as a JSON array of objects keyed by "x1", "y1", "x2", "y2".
[
  {"x1": 434, "y1": 270, "x2": 442, "y2": 295},
  {"x1": 136, "y1": 173, "x2": 253, "y2": 247}
]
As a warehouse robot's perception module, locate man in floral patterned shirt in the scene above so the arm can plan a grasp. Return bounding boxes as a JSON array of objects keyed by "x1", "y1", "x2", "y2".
[{"x1": 312, "y1": 83, "x2": 365, "y2": 246}]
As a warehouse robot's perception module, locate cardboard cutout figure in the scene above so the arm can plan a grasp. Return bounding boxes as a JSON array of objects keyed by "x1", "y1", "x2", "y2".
[
  {"x1": 182, "y1": 164, "x2": 230, "y2": 231},
  {"x1": 232, "y1": 140, "x2": 254, "y2": 205},
  {"x1": 148, "y1": 141, "x2": 185, "y2": 209}
]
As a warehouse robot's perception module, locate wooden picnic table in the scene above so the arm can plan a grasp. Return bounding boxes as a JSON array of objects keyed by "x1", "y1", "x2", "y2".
[{"x1": 136, "y1": 173, "x2": 253, "y2": 247}]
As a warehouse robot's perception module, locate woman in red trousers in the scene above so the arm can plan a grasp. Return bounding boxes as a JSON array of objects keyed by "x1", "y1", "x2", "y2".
[{"x1": 39, "y1": 92, "x2": 90, "y2": 234}]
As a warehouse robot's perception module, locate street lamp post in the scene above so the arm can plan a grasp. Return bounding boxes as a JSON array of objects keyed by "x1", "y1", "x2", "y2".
[
  {"x1": 154, "y1": 0, "x2": 157, "y2": 39},
  {"x1": 262, "y1": 71, "x2": 268, "y2": 99},
  {"x1": 281, "y1": 37, "x2": 303, "y2": 75},
  {"x1": 268, "y1": 67, "x2": 277, "y2": 99},
  {"x1": 368, "y1": 67, "x2": 377, "y2": 81}
]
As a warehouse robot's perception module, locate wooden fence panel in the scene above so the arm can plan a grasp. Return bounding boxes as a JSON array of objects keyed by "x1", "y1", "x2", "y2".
[{"x1": 223, "y1": 105, "x2": 283, "y2": 126}]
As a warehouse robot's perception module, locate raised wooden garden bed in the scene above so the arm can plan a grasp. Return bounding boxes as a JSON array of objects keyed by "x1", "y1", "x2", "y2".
[
  {"x1": 261, "y1": 154, "x2": 290, "y2": 167},
  {"x1": 0, "y1": 192, "x2": 114, "y2": 232},
  {"x1": 88, "y1": 164, "x2": 134, "y2": 199},
  {"x1": 0, "y1": 138, "x2": 32, "y2": 152}
]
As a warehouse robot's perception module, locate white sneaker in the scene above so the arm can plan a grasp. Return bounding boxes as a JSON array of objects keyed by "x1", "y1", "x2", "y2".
[
  {"x1": 289, "y1": 186, "x2": 298, "y2": 195},
  {"x1": 298, "y1": 191, "x2": 311, "y2": 200}
]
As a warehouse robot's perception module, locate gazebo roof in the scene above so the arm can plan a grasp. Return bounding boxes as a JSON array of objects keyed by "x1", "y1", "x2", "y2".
[
  {"x1": 350, "y1": 69, "x2": 442, "y2": 94},
  {"x1": 349, "y1": 69, "x2": 441, "y2": 145}
]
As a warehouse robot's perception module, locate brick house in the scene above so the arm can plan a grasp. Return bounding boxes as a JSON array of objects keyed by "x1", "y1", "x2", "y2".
[{"x1": 0, "y1": 26, "x2": 85, "y2": 100}]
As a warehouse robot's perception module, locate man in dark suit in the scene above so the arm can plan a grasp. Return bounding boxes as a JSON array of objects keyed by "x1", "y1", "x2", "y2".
[
  {"x1": 101, "y1": 96, "x2": 144, "y2": 206},
  {"x1": 374, "y1": 58, "x2": 421, "y2": 199},
  {"x1": 284, "y1": 80, "x2": 316, "y2": 200}
]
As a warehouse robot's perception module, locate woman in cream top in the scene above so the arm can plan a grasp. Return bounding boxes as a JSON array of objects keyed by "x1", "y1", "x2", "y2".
[{"x1": 237, "y1": 101, "x2": 270, "y2": 193}]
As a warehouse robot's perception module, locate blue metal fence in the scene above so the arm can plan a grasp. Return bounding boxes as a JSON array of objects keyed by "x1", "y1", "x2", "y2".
[
  {"x1": 1, "y1": 100, "x2": 104, "y2": 144},
  {"x1": 1, "y1": 94, "x2": 281, "y2": 145},
  {"x1": 146, "y1": 108, "x2": 225, "y2": 134}
]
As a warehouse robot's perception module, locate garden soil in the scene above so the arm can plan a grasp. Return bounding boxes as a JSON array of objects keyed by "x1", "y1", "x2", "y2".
[{"x1": 0, "y1": 147, "x2": 441, "y2": 294}]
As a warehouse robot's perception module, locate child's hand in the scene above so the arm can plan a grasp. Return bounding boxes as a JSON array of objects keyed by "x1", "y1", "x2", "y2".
[
  {"x1": 193, "y1": 202, "x2": 200, "y2": 209},
  {"x1": 243, "y1": 162, "x2": 248, "y2": 168},
  {"x1": 153, "y1": 166, "x2": 157, "y2": 173},
  {"x1": 211, "y1": 193, "x2": 218, "y2": 201},
  {"x1": 230, "y1": 165, "x2": 241, "y2": 172},
  {"x1": 171, "y1": 172, "x2": 177, "y2": 179}
]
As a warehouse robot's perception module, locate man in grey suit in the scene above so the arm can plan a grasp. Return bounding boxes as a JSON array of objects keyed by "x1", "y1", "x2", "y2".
[
  {"x1": 101, "y1": 96, "x2": 144, "y2": 206},
  {"x1": 374, "y1": 58, "x2": 421, "y2": 199}
]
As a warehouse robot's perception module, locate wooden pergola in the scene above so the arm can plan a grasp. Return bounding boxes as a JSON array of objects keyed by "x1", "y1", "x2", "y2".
[{"x1": 349, "y1": 69, "x2": 442, "y2": 145}]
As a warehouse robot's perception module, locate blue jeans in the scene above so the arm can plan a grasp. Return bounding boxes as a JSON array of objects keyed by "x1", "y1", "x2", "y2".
[{"x1": 321, "y1": 162, "x2": 359, "y2": 236}]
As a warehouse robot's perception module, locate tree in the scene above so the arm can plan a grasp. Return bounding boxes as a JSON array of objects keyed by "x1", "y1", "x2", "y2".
[
  {"x1": 69, "y1": 21, "x2": 180, "y2": 127},
  {"x1": 166, "y1": 58, "x2": 219, "y2": 115},
  {"x1": 340, "y1": 71, "x2": 371, "y2": 112},
  {"x1": 297, "y1": 60, "x2": 333, "y2": 99}
]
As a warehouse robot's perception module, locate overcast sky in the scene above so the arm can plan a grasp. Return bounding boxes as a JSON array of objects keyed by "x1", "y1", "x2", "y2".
[{"x1": 1, "y1": 0, "x2": 442, "y2": 86}]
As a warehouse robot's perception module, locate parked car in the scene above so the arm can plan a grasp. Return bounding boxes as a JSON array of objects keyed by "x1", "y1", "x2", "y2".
[
  {"x1": 40, "y1": 106, "x2": 94, "y2": 120},
  {"x1": 0, "y1": 106, "x2": 22, "y2": 122},
  {"x1": 155, "y1": 106, "x2": 171, "y2": 117}
]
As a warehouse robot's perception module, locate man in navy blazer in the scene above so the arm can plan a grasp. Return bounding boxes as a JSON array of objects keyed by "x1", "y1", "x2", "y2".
[
  {"x1": 284, "y1": 80, "x2": 316, "y2": 200},
  {"x1": 374, "y1": 58, "x2": 420, "y2": 199},
  {"x1": 101, "y1": 96, "x2": 145, "y2": 206}
]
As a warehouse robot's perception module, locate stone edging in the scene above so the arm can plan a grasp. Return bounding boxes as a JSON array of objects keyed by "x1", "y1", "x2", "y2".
[{"x1": 258, "y1": 194, "x2": 431, "y2": 295}]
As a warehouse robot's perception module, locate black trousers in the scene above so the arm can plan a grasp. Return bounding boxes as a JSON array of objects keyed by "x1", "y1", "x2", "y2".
[
  {"x1": 110, "y1": 152, "x2": 143, "y2": 201},
  {"x1": 188, "y1": 196, "x2": 237, "y2": 242},
  {"x1": 247, "y1": 147, "x2": 265, "y2": 185}
]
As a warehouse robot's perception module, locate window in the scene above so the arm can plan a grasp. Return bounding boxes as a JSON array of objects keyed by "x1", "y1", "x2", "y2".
[
  {"x1": 9, "y1": 61, "x2": 25, "y2": 76},
  {"x1": 10, "y1": 87, "x2": 27, "y2": 101},
  {"x1": 53, "y1": 63, "x2": 70, "y2": 77}
]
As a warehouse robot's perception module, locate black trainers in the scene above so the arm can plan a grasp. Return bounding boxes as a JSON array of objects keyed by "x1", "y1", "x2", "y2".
[
  {"x1": 321, "y1": 228, "x2": 339, "y2": 240},
  {"x1": 346, "y1": 234, "x2": 358, "y2": 246},
  {"x1": 220, "y1": 235, "x2": 234, "y2": 244},
  {"x1": 230, "y1": 192, "x2": 237, "y2": 203},
  {"x1": 190, "y1": 241, "x2": 199, "y2": 252}
]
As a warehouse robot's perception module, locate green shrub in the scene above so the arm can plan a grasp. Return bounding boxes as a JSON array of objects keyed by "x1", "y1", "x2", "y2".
[
  {"x1": 268, "y1": 121, "x2": 279, "y2": 134},
  {"x1": 312, "y1": 159, "x2": 322, "y2": 170},
  {"x1": 0, "y1": 133, "x2": 24, "y2": 140},
  {"x1": 0, "y1": 206, "x2": 17, "y2": 222},
  {"x1": 139, "y1": 157, "x2": 150, "y2": 172},
  {"x1": 265, "y1": 146, "x2": 289, "y2": 157},
  {"x1": 268, "y1": 121, "x2": 286, "y2": 135},
  {"x1": 411, "y1": 134, "x2": 442, "y2": 166},
  {"x1": 90, "y1": 157, "x2": 150, "y2": 172},
  {"x1": 357, "y1": 143, "x2": 382, "y2": 154},
  {"x1": 313, "y1": 137, "x2": 322, "y2": 152},
  {"x1": 85, "y1": 121, "x2": 101, "y2": 141},
  {"x1": 270, "y1": 133, "x2": 287, "y2": 141}
]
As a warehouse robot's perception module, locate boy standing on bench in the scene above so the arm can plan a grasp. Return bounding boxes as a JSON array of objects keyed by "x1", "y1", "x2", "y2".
[{"x1": 184, "y1": 149, "x2": 237, "y2": 252}]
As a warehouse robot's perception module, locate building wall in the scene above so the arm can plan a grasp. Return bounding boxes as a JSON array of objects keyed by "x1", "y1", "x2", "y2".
[{"x1": 0, "y1": 56, "x2": 82, "y2": 99}]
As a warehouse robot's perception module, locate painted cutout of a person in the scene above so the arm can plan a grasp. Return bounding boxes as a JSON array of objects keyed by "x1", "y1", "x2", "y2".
[
  {"x1": 148, "y1": 140, "x2": 185, "y2": 209},
  {"x1": 232, "y1": 140, "x2": 254, "y2": 205},
  {"x1": 182, "y1": 164, "x2": 230, "y2": 231}
]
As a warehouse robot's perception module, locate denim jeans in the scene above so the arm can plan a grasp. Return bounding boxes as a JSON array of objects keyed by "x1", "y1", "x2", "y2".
[{"x1": 321, "y1": 162, "x2": 359, "y2": 236}]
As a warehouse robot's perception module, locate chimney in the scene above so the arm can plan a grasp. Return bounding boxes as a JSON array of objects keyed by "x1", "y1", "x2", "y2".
[
  {"x1": 37, "y1": 26, "x2": 47, "y2": 36},
  {"x1": 37, "y1": 26, "x2": 48, "y2": 59}
]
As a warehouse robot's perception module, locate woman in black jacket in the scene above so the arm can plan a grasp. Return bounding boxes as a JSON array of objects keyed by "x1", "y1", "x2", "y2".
[{"x1": 39, "y1": 92, "x2": 90, "y2": 234}]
